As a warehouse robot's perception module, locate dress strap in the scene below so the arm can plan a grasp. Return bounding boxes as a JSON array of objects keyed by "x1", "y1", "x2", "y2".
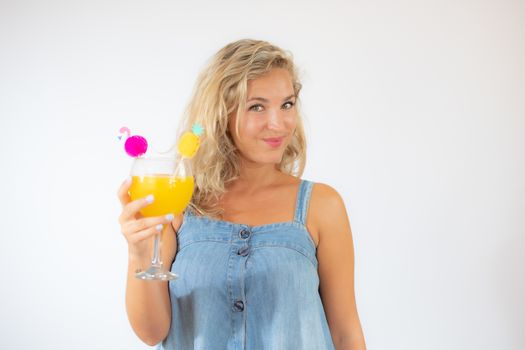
[
  {"x1": 185, "y1": 205, "x2": 196, "y2": 217},
  {"x1": 294, "y1": 179, "x2": 314, "y2": 225}
]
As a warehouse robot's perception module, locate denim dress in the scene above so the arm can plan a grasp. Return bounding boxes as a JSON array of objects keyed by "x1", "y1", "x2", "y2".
[{"x1": 157, "y1": 179, "x2": 335, "y2": 349}]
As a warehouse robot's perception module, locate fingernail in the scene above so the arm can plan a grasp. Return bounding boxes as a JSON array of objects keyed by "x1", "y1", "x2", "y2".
[
  {"x1": 155, "y1": 224, "x2": 163, "y2": 231},
  {"x1": 145, "y1": 194, "x2": 154, "y2": 203},
  {"x1": 165, "y1": 213, "x2": 174, "y2": 221},
  {"x1": 125, "y1": 176, "x2": 132, "y2": 185}
]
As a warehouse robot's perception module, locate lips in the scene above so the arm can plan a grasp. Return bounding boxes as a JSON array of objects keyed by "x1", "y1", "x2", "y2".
[{"x1": 263, "y1": 137, "x2": 284, "y2": 147}]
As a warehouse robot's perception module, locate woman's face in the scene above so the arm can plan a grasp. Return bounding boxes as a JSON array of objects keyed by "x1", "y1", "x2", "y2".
[{"x1": 229, "y1": 68, "x2": 297, "y2": 166}]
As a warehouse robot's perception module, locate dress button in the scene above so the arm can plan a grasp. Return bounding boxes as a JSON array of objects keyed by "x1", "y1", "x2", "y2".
[
  {"x1": 237, "y1": 246, "x2": 250, "y2": 256},
  {"x1": 233, "y1": 300, "x2": 244, "y2": 312},
  {"x1": 239, "y1": 228, "x2": 251, "y2": 239}
]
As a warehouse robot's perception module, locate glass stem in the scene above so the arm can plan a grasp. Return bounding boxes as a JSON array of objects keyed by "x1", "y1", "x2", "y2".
[{"x1": 151, "y1": 230, "x2": 162, "y2": 267}]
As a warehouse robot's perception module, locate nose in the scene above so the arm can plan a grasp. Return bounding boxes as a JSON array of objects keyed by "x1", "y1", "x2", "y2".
[{"x1": 267, "y1": 108, "x2": 285, "y2": 130}]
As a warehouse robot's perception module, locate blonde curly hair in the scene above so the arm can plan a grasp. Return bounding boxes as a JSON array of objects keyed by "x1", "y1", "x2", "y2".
[{"x1": 177, "y1": 38, "x2": 307, "y2": 218}]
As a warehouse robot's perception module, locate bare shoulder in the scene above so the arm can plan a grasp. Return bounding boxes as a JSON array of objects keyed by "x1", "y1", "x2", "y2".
[
  {"x1": 311, "y1": 182, "x2": 343, "y2": 201},
  {"x1": 307, "y1": 182, "x2": 350, "y2": 246},
  {"x1": 309, "y1": 182, "x2": 347, "y2": 222}
]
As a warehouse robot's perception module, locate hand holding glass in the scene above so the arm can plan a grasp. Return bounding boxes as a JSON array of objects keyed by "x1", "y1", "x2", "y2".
[{"x1": 128, "y1": 155, "x2": 194, "y2": 280}]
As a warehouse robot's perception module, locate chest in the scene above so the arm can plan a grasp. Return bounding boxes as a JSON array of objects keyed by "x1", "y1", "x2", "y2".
[
  {"x1": 218, "y1": 190, "x2": 320, "y2": 247},
  {"x1": 220, "y1": 193, "x2": 294, "y2": 224}
]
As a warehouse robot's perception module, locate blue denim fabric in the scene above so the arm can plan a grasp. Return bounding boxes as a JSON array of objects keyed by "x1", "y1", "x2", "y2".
[{"x1": 157, "y1": 179, "x2": 335, "y2": 349}]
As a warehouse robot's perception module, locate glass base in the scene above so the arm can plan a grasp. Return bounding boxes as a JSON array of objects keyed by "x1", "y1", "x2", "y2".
[{"x1": 135, "y1": 265, "x2": 179, "y2": 281}]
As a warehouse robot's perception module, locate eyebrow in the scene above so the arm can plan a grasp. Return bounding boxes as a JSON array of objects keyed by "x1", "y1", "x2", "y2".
[{"x1": 247, "y1": 94, "x2": 296, "y2": 103}]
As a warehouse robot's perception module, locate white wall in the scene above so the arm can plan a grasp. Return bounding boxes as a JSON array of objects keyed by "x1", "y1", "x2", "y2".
[{"x1": 1, "y1": 0, "x2": 523, "y2": 349}]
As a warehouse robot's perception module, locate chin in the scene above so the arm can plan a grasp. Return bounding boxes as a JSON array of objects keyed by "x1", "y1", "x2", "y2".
[
  {"x1": 239, "y1": 144, "x2": 288, "y2": 165},
  {"x1": 245, "y1": 153, "x2": 284, "y2": 165}
]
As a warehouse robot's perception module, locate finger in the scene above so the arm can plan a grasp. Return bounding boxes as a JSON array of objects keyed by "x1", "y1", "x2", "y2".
[
  {"x1": 119, "y1": 194, "x2": 155, "y2": 223},
  {"x1": 123, "y1": 214, "x2": 175, "y2": 234},
  {"x1": 126, "y1": 223, "x2": 164, "y2": 244},
  {"x1": 117, "y1": 177, "x2": 133, "y2": 207}
]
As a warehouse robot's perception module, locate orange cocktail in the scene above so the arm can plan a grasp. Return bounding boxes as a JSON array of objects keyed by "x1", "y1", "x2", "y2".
[{"x1": 129, "y1": 175, "x2": 194, "y2": 217}]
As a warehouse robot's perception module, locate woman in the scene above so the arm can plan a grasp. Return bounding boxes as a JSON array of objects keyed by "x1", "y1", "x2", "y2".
[{"x1": 117, "y1": 39, "x2": 366, "y2": 349}]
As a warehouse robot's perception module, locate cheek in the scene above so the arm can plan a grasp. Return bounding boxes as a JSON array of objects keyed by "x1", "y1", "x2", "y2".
[
  {"x1": 230, "y1": 124, "x2": 255, "y2": 152},
  {"x1": 240, "y1": 118, "x2": 264, "y2": 139},
  {"x1": 285, "y1": 114, "x2": 298, "y2": 130}
]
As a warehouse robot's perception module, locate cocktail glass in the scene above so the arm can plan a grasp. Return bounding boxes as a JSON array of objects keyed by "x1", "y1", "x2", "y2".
[{"x1": 128, "y1": 154, "x2": 194, "y2": 281}]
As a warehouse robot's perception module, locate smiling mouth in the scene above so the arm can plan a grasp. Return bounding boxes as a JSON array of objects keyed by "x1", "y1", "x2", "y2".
[{"x1": 262, "y1": 137, "x2": 284, "y2": 147}]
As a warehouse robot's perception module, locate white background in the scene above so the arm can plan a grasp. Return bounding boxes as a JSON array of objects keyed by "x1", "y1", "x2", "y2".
[{"x1": 1, "y1": 0, "x2": 524, "y2": 349}]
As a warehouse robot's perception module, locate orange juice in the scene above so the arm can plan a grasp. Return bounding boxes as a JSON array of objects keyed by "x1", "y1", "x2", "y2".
[{"x1": 129, "y1": 175, "x2": 194, "y2": 217}]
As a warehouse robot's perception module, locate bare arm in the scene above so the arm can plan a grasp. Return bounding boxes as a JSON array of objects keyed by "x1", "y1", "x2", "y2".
[
  {"x1": 125, "y1": 222, "x2": 178, "y2": 345},
  {"x1": 118, "y1": 178, "x2": 181, "y2": 346},
  {"x1": 310, "y1": 183, "x2": 366, "y2": 350}
]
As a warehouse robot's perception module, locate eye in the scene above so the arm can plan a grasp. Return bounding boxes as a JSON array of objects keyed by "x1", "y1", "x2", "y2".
[
  {"x1": 248, "y1": 104, "x2": 264, "y2": 112},
  {"x1": 248, "y1": 101, "x2": 295, "y2": 112},
  {"x1": 283, "y1": 101, "x2": 295, "y2": 109}
]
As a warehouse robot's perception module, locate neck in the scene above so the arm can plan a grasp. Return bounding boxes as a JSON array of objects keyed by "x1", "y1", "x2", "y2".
[{"x1": 229, "y1": 160, "x2": 282, "y2": 194}]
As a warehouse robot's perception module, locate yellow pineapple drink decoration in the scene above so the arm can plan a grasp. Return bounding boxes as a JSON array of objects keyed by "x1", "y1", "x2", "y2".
[{"x1": 178, "y1": 123, "x2": 203, "y2": 158}]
